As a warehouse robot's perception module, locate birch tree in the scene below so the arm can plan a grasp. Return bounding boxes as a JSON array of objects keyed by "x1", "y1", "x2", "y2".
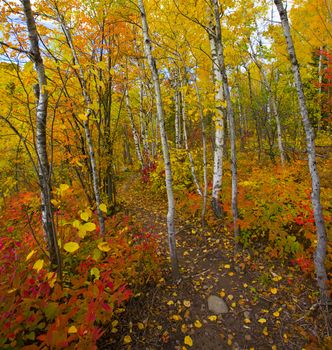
[
  {"x1": 211, "y1": 0, "x2": 239, "y2": 240},
  {"x1": 51, "y1": 2, "x2": 105, "y2": 236},
  {"x1": 20, "y1": 0, "x2": 62, "y2": 272},
  {"x1": 274, "y1": 0, "x2": 329, "y2": 303},
  {"x1": 138, "y1": 0, "x2": 179, "y2": 278}
]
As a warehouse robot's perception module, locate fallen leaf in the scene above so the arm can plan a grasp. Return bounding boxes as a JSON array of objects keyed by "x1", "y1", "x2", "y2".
[
  {"x1": 258, "y1": 318, "x2": 267, "y2": 324},
  {"x1": 184, "y1": 335, "x2": 193, "y2": 347},
  {"x1": 208, "y1": 315, "x2": 217, "y2": 321},
  {"x1": 194, "y1": 320, "x2": 202, "y2": 328},
  {"x1": 183, "y1": 300, "x2": 191, "y2": 307},
  {"x1": 123, "y1": 335, "x2": 132, "y2": 344}
]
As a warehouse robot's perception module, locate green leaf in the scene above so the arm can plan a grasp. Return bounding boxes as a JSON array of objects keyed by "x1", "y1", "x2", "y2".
[
  {"x1": 44, "y1": 302, "x2": 58, "y2": 321},
  {"x1": 90, "y1": 267, "x2": 100, "y2": 280}
]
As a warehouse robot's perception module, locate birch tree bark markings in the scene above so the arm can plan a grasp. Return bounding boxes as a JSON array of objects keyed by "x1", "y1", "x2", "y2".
[
  {"x1": 138, "y1": 0, "x2": 179, "y2": 279},
  {"x1": 274, "y1": 0, "x2": 329, "y2": 303}
]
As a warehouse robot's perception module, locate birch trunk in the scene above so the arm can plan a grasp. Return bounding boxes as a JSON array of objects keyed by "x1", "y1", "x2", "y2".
[
  {"x1": 138, "y1": 0, "x2": 179, "y2": 278},
  {"x1": 175, "y1": 86, "x2": 181, "y2": 148},
  {"x1": 274, "y1": 0, "x2": 329, "y2": 303},
  {"x1": 21, "y1": 0, "x2": 62, "y2": 273},
  {"x1": 139, "y1": 80, "x2": 151, "y2": 162},
  {"x1": 181, "y1": 82, "x2": 202, "y2": 196},
  {"x1": 54, "y1": 7, "x2": 105, "y2": 236},
  {"x1": 211, "y1": 0, "x2": 239, "y2": 240},
  {"x1": 193, "y1": 78, "x2": 208, "y2": 226},
  {"x1": 125, "y1": 88, "x2": 144, "y2": 169},
  {"x1": 209, "y1": 32, "x2": 225, "y2": 218}
]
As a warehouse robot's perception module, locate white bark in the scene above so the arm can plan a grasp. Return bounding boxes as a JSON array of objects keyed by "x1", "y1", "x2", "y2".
[
  {"x1": 209, "y1": 33, "x2": 225, "y2": 218},
  {"x1": 138, "y1": 0, "x2": 179, "y2": 278},
  {"x1": 181, "y1": 82, "x2": 202, "y2": 196},
  {"x1": 211, "y1": 0, "x2": 239, "y2": 240},
  {"x1": 53, "y1": 6, "x2": 105, "y2": 236},
  {"x1": 175, "y1": 86, "x2": 181, "y2": 148},
  {"x1": 21, "y1": 0, "x2": 61, "y2": 272},
  {"x1": 139, "y1": 80, "x2": 151, "y2": 161},
  {"x1": 125, "y1": 88, "x2": 144, "y2": 168},
  {"x1": 193, "y1": 78, "x2": 208, "y2": 226},
  {"x1": 274, "y1": 0, "x2": 329, "y2": 303}
]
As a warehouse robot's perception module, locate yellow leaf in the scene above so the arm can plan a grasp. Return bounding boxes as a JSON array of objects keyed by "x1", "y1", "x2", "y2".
[
  {"x1": 63, "y1": 242, "x2": 79, "y2": 253},
  {"x1": 194, "y1": 320, "x2": 202, "y2": 328},
  {"x1": 112, "y1": 320, "x2": 118, "y2": 327},
  {"x1": 272, "y1": 345, "x2": 277, "y2": 350},
  {"x1": 83, "y1": 222, "x2": 96, "y2": 232},
  {"x1": 270, "y1": 288, "x2": 278, "y2": 294},
  {"x1": 78, "y1": 114, "x2": 88, "y2": 121},
  {"x1": 183, "y1": 300, "x2": 191, "y2": 307},
  {"x1": 98, "y1": 241, "x2": 111, "y2": 252},
  {"x1": 244, "y1": 318, "x2": 251, "y2": 324},
  {"x1": 272, "y1": 275, "x2": 282, "y2": 282},
  {"x1": 78, "y1": 226, "x2": 87, "y2": 239},
  {"x1": 167, "y1": 300, "x2": 174, "y2": 305},
  {"x1": 68, "y1": 325, "x2": 77, "y2": 334},
  {"x1": 227, "y1": 294, "x2": 234, "y2": 300},
  {"x1": 184, "y1": 335, "x2": 193, "y2": 347},
  {"x1": 263, "y1": 327, "x2": 269, "y2": 336},
  {"x1": 33, "y1": 259, "x2": 44, "y2": 272},
  {"x1": 80, "y1": 211, "x2": 90, "y2": 221},
  {"x1": 208, "y1": 315, "x2": 217, "y2": 321},
  {"x1": 47, "y1": 272, "x2": 57, "y2": 288},
  {"x1": 181, "y1": 324, "x2": 187, "y2": 333},
  {"x1": 219, "y1": 291, "x2": 226, "y2": 297},
  {"x1": 26, "y1": 249, "x2": 37, "y2": 261},
  {"x1": 72, "y1": 220, "x2": 80, "y2": 229},
  {"x1": 51, "y1": 199, "x2": 60, "y2": 207},
  {"x1": 258, "y1": 318, "x2": 267, "y2": 324},
  {"x1": 7, "y1": 288, "x2": 17, "y2": 294},
  {"x1": 111, "y1": 328, "x2": 118, "y2": 333},
  {"x1": 137, "y1": 322, "x2": 144, "y2": 330},
  {"x1": 273, "y1": 311, "x2": 280, "y2": 317},
  {"x1": 224, "y1": 264, "x2": 231, "y2": 269},
  {"x1": 123, "y1": 335, "x2": 132, "y2": 344},
  {"x1": 99, "y1": 203, "x2": 107, "y2": 213},
  {"x1": 172, "y1": 314, "x2": 181, "y2": 321}
]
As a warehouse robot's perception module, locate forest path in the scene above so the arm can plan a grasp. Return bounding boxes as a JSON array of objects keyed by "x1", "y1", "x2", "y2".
[{"x1": 109, "y1": 172, "x2": 329, "y2": 350}]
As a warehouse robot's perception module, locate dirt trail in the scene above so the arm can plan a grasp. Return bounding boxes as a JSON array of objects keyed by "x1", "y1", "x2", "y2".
[{"x1": 104, "y1": 174, "x2": 330, "y2": 350}]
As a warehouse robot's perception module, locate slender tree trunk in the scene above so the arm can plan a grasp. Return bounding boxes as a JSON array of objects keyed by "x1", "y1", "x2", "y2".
[
  {"x1": 274, "y1": 0, "x2": 329, "y2": 303},
  {"x1": 175, "y1": 85, "x2": 181, "y2": 148},
  {"x1": 54, "y1": 7, "x2": 105, "y2": 236},
  {"x1": 193, "y1": 78, "x2": 208, "y2": 226},
  {"x1": 138, "y1": 0, "x2": 179, "y2": 278},
  {"x1": 209, "y1": 32, "x2": 225, "y2": 218},
  {"x1": 139, "y1": 80, "x2": 151, "y2": 162},
  {"x1": 181, "y1": 82, "x2": 202, "y2": 196},
  {"x1": 125, "y1": 88, "x2": 144, "y2": 169},
  {"x1": 211, "y1": 0, "x2": 239, "y2": 241},
  {"x1": 21, "y1": 0, "x2": 62, "y2": 274}
]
